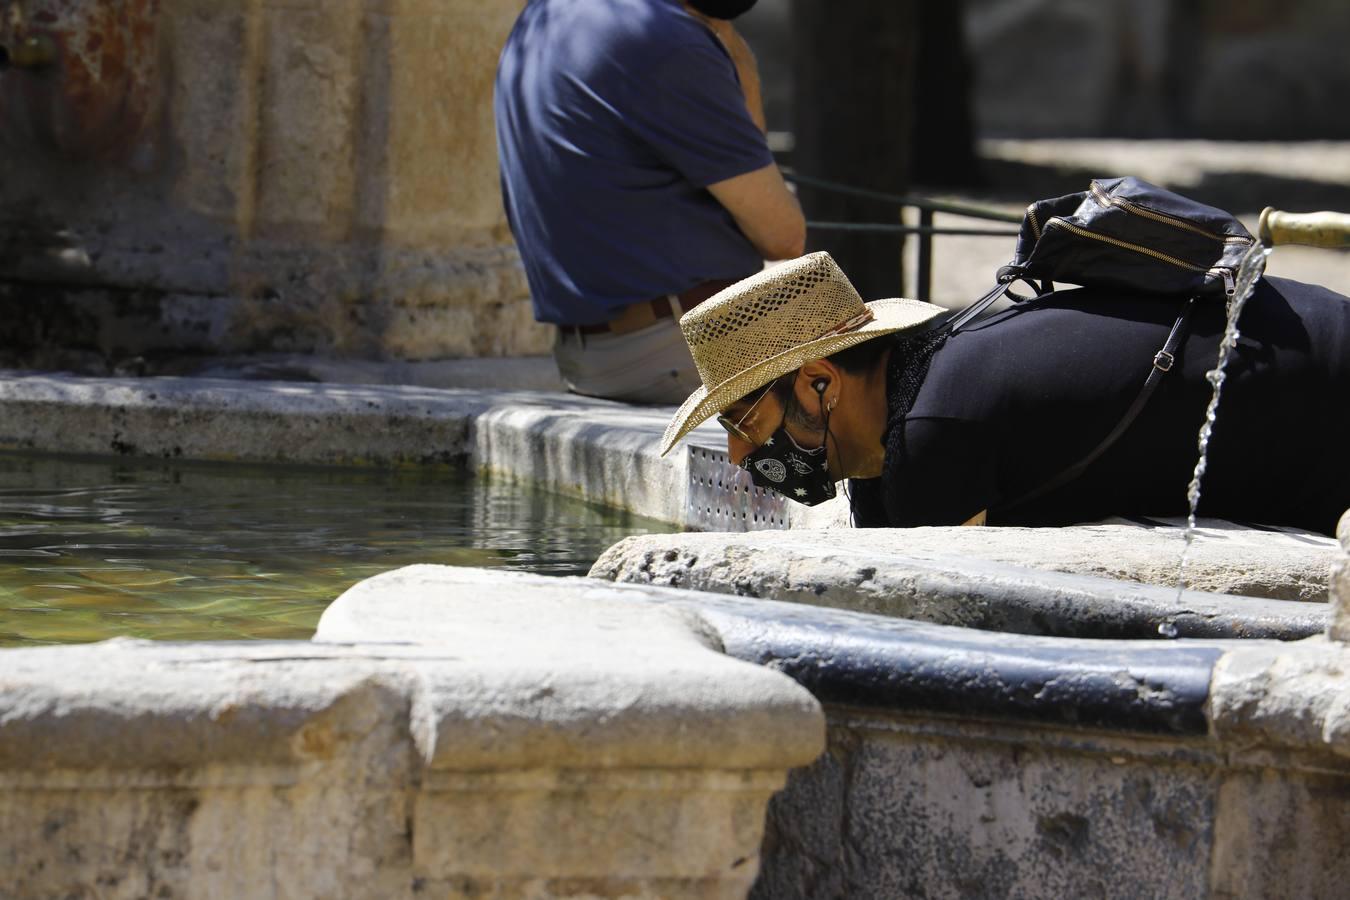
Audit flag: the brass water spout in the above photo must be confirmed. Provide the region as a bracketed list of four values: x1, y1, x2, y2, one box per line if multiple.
[1259, 207, 1350, 250]
[0, 34, 57, 70]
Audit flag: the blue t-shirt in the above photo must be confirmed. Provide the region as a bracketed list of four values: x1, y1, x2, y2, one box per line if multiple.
[495, 0, 775, 325]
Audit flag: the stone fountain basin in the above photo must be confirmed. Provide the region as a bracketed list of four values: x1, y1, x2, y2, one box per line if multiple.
[591, 524, 1336, 640]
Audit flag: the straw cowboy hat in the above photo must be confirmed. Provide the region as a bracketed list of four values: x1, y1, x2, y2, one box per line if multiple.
[659, 251, 947, 455]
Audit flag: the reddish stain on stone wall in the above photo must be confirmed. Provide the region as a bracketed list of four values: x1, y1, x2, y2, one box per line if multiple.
[0, 0, 163, 161]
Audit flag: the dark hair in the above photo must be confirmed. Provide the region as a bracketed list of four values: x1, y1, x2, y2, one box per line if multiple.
[761, 335, 895, 429]
[826, 335, 894, 374]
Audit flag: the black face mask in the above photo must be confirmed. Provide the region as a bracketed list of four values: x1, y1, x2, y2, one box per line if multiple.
[739, 406, 836, 506]
[687, 0, 759, 20]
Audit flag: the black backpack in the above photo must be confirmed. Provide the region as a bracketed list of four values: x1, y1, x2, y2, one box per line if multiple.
[946, 177, 1257, 513]
[949, 176, 1255, 331]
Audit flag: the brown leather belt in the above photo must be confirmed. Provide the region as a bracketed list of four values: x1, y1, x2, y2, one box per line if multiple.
[571, 279, 737, 336]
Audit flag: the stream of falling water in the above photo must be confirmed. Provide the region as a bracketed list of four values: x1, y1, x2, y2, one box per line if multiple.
[1172, 242, 1273, 615]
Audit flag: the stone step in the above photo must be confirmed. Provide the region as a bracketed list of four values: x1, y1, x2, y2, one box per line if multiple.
[591, 525, 1337, 638]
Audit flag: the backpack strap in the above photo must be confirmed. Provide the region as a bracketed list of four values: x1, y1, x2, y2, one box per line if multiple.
[946, 268, 1050, 335]
[945, 282, 1013, 335]
[995, 295, 1199, 515]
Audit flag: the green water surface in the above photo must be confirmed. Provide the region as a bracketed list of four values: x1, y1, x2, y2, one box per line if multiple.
[0, 452, 677, 646]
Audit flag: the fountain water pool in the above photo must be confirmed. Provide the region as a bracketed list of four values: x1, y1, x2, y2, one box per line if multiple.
[0, 450, 676, 645]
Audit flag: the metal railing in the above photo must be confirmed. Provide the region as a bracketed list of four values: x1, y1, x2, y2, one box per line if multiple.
[784, 171, 1022, 302]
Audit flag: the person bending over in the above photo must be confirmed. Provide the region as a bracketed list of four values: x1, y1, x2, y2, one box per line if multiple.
[659, 252, 1350, 536]
[495, 0, 804, 404]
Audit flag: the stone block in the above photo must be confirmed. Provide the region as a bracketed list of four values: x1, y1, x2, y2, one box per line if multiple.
[376, 0, 526, 246]
[591, 526, 1334, 639]
[6, 559, 1350, 897]
[167, 0, 258, 223]
[471, 398, 691, 526]
[1203, 638, 1350, 898]
[755, 719, 1216, 900]
[1208, 768, 1350, 900]
[0, 642, 417, 898]
[0, 373, 690, 519]
[594, 523, 1339, 603]
[0, 566, 825, 898]
[0, 371, 488, 467]
[1331, 508, 1350, 642]
[1210, 640, 1350, 762]
[164, 0, 523, 244]
[317, 567, 825, 771]
[253, 0, 363, 238]
[414, 770, 782, 893]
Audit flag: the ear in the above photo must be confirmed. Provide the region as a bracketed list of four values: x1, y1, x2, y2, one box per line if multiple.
[794, 359, 842, 410]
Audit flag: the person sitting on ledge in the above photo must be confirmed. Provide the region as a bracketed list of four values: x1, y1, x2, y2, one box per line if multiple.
[658, 252, 1350, 536]
[494, 0, 804, 404]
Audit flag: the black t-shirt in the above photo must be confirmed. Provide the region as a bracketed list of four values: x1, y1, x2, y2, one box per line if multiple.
[850, 276, 1350, 535]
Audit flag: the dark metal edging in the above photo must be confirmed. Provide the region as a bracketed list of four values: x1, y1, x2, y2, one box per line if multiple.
[680, 594, 1224, 737]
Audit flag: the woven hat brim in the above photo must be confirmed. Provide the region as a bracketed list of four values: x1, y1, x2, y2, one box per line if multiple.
[658, 297, 946, 456]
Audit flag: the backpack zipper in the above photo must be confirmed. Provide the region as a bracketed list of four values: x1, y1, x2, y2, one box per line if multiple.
[1090, 181, 1252, 246]
[1045, 218, 1237, 295]
[1026, 203, 1042, 241]
[1044, 217, 1207, 272]
[1208, 266, 1236, 296]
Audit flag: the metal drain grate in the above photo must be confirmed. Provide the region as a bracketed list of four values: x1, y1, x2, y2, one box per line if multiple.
[685, 442, 788, 532]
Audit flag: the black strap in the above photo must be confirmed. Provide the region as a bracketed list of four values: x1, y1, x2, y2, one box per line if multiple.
[946, 273, 1049, 335]
[946, 281, 1014, 334]
[995, 295, 1199, 515]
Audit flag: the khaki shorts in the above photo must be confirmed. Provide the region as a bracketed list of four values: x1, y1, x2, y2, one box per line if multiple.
[552, 316, 701, 405]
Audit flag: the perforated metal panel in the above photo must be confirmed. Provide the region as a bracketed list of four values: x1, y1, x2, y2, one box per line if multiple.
[685, 442, 788, 532]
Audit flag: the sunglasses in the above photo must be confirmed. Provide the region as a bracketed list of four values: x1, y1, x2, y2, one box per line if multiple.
[716, 378, 780, 444]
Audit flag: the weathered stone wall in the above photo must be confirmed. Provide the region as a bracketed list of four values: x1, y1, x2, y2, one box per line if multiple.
[757, 687, 1350, 900]
[757, 715, 1220, 899]
[0, 0, 550, 370]
[966, 0, 1350, 139]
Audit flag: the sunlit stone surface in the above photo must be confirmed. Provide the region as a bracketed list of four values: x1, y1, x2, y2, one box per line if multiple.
[1330, 509, 1350, 642]
[593, 526, 1336, 638]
